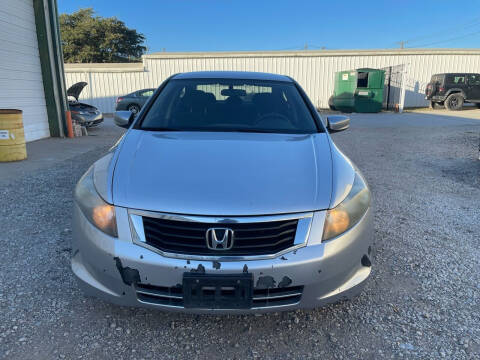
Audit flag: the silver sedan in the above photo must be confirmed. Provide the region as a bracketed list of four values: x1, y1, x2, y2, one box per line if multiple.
[72, 71, 373, 313]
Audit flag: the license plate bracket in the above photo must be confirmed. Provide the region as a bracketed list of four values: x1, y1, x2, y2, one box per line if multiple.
[183, 273, 253, 309]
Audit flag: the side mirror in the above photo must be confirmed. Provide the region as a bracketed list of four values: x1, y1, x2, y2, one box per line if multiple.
[326, 115, 350, 132]
[114, 111, 134, 129]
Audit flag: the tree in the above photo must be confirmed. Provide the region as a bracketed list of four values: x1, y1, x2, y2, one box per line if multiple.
[60, 8, 146, 63]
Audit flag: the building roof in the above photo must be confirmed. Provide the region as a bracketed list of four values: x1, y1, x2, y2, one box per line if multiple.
[144, 48, 480, 60]
[172, 71, 292, 82]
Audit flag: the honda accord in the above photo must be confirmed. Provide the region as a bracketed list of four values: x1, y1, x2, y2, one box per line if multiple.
[72, 71, 373, 313]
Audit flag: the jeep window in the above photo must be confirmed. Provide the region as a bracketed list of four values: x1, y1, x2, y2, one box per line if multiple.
[357, 72, 369, 88]
[431, 75, 444, 84]
[446, 75, 465, 84]
[139, 79, 319, 133]
[467, 74, 480, 86]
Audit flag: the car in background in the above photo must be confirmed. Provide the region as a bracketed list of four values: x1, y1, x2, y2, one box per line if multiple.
[67, 82, 103, 127]
[72, 71, 373, 314]
[425, 73, 480, 110]
[115, 88, 155, 115]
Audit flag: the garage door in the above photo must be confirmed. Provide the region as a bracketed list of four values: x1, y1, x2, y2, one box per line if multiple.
[0, 0, 50, 142]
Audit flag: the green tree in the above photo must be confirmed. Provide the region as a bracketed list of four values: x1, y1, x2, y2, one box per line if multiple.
[60, 8, 146, 63]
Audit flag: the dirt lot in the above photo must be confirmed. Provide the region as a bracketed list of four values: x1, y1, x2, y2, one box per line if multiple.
[1, 110, 479, 359]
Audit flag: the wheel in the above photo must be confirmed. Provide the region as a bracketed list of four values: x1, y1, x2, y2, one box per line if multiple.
[430, 101, 444, 109]
[444, 93, 464, 111]
[127, 104, 141, 115]
[475, 103, 480, 109]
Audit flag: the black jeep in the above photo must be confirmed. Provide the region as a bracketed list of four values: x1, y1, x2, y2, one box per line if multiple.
[425, 73, 480, 110]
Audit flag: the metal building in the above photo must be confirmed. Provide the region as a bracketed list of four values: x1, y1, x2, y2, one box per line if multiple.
[64, 49, 480, 113]
[0, 0, 68, 142]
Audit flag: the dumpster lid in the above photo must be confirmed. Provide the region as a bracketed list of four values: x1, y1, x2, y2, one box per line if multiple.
[357, 68, 385, 73]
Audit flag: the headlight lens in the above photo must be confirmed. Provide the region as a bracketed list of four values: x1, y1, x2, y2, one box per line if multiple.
[322, 172, 370, 241]
[74, 166, 118, 237]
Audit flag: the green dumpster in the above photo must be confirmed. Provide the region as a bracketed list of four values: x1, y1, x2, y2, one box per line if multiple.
[329, 68, 385, 113]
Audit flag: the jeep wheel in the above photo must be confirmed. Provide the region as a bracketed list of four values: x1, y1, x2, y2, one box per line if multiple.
[445, 94, 464, 111]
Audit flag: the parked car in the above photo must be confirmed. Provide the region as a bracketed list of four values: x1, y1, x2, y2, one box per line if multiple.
[67, 82, 103, 127]
[72, 71, 373, 313]
[425, 73, 480, 110]
[115, 88, 155, 115]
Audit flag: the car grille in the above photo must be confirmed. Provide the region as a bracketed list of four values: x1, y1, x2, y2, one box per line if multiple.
[135, 283, 303, 309]
[142, 217, 299, 256]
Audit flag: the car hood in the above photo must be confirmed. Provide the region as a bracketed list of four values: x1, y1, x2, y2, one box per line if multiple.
[69, 102, 97, 111]
[112, 130, 333, 216]
[67, 82, 88, 101]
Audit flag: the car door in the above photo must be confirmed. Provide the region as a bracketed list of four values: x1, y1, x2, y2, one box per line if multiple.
[446, 74, 466, 94]
[466, 74, 480, 101]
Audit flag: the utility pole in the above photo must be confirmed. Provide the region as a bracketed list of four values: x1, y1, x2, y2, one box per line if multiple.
[396, 40, 407, 49]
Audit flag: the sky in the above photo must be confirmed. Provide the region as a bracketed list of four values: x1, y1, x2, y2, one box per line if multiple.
[58, 0, 480, 53]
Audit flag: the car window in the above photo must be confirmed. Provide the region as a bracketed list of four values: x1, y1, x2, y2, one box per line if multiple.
[467, 74, 480, 86]
[139, 79, 318, 133]
[140, 89, 154, 97]
[446, 75, 465, 84]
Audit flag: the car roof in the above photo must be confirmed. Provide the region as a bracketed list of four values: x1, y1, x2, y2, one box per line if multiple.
[172, 71, 292, 82]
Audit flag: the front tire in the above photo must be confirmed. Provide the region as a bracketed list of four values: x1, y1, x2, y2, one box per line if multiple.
[444, 94, 464, 111]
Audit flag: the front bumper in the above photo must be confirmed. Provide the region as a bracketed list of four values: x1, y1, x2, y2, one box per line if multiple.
[72, 113, 104, 127]
[71, 205, 374, 314]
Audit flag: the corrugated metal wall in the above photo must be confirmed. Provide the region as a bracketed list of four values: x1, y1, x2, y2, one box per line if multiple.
[0, 0, 50, 141]
[64, 50, 480, 113]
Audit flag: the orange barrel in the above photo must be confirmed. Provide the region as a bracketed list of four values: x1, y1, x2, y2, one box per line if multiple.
[0, 109, 27, 162]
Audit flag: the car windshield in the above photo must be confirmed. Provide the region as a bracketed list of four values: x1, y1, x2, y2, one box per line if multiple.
[139, 79, 318, 133]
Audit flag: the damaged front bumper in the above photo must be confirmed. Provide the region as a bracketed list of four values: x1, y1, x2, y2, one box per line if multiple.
[72, 112, 104, 127]
[71, 204, 373, 314]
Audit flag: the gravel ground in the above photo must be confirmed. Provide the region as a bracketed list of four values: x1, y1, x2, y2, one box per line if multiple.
[0, 112, 479, 359]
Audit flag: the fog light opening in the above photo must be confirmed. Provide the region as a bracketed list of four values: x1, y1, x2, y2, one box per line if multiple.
[361, 254, 371, 267]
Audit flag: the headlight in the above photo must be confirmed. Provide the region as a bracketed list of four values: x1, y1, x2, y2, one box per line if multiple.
[74, 166, 118, 237]
[322, 172, 370, 241]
